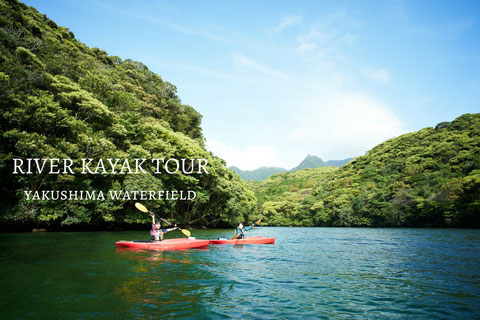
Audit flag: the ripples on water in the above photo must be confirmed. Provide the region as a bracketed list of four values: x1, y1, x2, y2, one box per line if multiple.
[0, 228, 479, 319]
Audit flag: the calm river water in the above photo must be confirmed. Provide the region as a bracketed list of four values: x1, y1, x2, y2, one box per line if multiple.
[0, 227, 479, 319]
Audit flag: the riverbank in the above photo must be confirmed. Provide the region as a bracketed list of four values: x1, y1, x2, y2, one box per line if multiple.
[1, 221, 479, 233]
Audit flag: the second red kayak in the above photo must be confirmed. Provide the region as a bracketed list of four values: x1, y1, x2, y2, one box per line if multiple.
[116, 238, 209, 250]
[209, 236, 275, 245]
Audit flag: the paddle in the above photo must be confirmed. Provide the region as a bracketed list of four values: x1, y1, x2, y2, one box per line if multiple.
[232, 219, 261, 240]
[135, 202, 191, 237]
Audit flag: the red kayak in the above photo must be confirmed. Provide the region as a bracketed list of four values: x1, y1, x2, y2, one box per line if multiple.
[116, 238, 209, 250]
[209, 236, 275, 245]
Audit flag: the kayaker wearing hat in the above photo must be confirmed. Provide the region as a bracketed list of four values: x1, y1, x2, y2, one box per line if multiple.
[234, 222, 252, 239]
[151, 213, 177, 241]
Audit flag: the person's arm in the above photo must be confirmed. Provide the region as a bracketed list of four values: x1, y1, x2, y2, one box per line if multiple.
[151, 214, 155, 224]
[244, 225, 253, 232]
[151, 222, 156, 236]
[163, 227, 178, 233]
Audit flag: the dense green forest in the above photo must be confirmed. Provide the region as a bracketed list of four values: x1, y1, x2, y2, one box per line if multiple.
[249, 167, 337, 225]
[251, 114, 480, 227]
[0, 0, 256, 230]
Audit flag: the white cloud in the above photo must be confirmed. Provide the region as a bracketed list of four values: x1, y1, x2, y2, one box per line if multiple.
[206, 91, 405, 169]
[288, 91, 405, 160]
[267, 14, 302, 34]
[362, 68, 391, 83]
[206, 140, 284, 170]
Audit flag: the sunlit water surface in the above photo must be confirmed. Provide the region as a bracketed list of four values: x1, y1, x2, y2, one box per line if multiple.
[1, 227, 479, 319]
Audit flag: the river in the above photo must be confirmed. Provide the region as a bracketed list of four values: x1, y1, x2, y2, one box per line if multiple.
[1, 227, 479, 319]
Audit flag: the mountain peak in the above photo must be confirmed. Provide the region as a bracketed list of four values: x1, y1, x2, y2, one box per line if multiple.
[290, 155, 326, 172]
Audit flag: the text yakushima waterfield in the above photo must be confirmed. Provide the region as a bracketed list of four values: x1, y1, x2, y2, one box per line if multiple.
[24, 190, 197, 201]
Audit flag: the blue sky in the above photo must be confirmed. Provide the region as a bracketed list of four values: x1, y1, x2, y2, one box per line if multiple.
[24, 0, 480, 170]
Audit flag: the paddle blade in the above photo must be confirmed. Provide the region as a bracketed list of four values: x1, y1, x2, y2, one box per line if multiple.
[135, 202, 149, 213]
[181, 229, 191, 237]
[255, 219, 262, 225]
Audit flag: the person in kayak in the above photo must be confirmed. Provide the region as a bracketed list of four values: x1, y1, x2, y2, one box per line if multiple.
[234, 223, 253, 239]
[151, 213, 177, 241]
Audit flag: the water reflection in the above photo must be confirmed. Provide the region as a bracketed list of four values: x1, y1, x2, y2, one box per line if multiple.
[115, 247, 210, 263]
[114, 248, 217, 318]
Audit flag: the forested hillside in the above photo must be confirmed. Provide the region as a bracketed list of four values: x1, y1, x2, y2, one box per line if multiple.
[249, 167, 337, 225]
[251, 114, 480, 227]
[0, 0, 256, 230]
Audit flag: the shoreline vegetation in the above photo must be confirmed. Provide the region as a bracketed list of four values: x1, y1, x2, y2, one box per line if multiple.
[1, 0, 479, 232]
[5, 224, 480, 233]
[0, 0, 256, 230]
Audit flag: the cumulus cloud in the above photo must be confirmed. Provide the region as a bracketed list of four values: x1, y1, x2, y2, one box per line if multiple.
[197, 10, 402, 169]
[362, 68, 391, 83]
[267, 14, 302, 34]
[288, 91, 405, 160]
[207, 91, 405, 169]
[206, 140, 284, 170]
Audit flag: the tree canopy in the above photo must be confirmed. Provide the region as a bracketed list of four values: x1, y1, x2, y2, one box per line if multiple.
[0, 0, 256, 230]
[251, 114, 480, 227]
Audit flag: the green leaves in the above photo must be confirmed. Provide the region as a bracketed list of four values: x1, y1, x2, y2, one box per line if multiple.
[15, 46, 45, 70]
[252, 114, 480, 228]
[0, 0, 257, 230]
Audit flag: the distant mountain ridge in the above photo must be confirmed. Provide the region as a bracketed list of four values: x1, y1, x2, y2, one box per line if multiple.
[326, 158, 354, 167]
[229, 166, 287, 181]
[230, 155, 354, 181]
